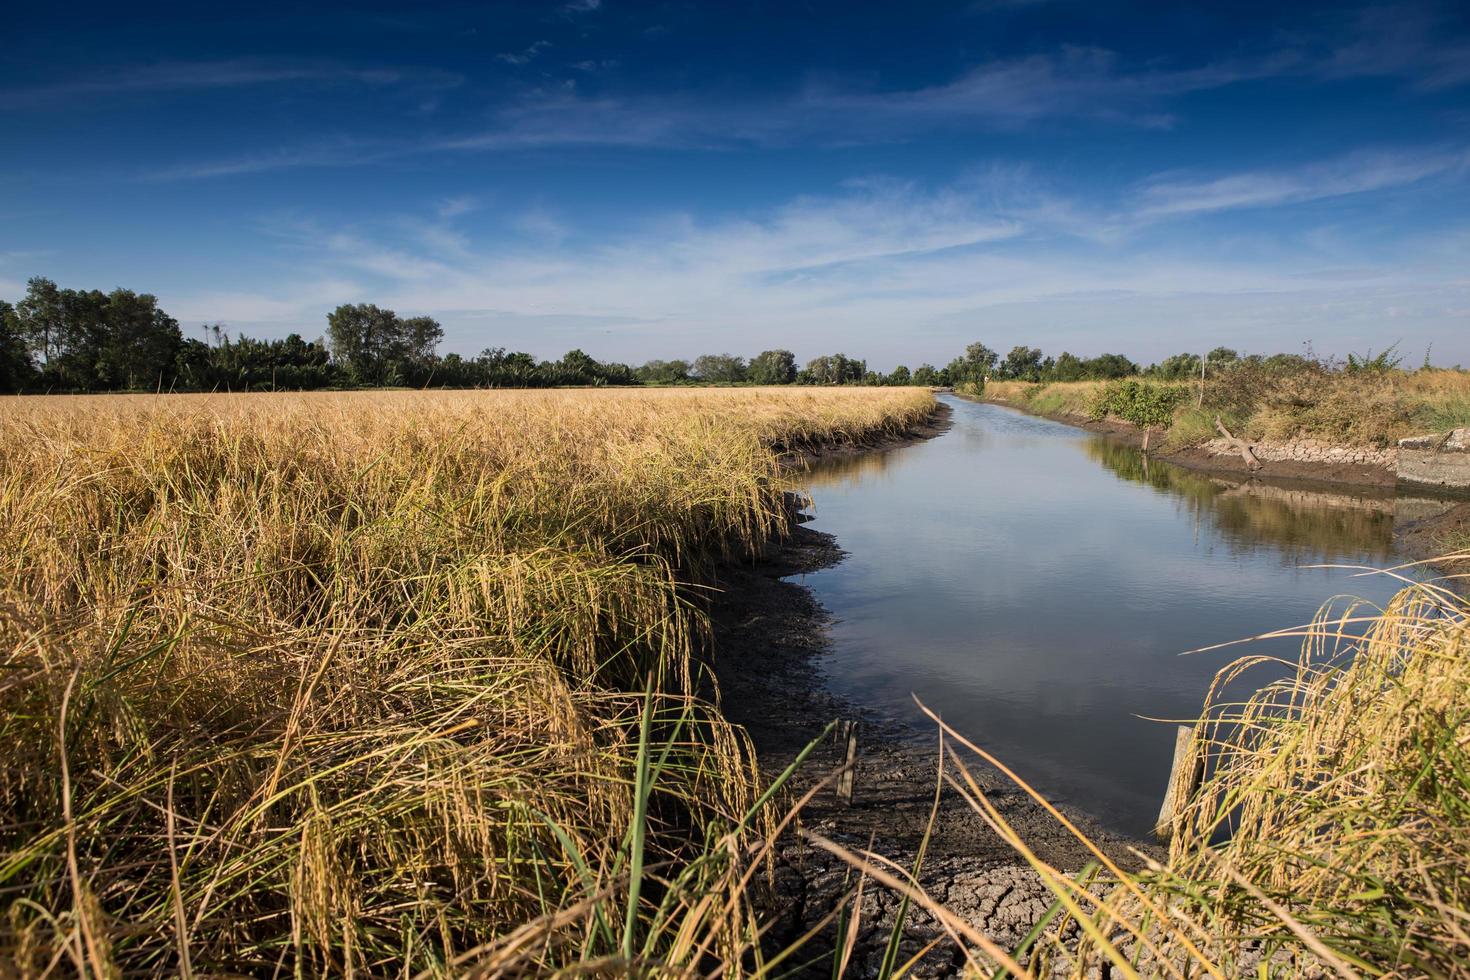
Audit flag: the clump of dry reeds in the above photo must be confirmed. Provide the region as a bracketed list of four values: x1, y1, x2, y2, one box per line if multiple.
[0, 386, 934, 976]
[985, 367, 1470, 449]
[814, 567, 1470, 978]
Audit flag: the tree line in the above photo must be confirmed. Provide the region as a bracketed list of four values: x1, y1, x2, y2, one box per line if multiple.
[0, 276, 1286, 395]
[0, 278, 643, 393]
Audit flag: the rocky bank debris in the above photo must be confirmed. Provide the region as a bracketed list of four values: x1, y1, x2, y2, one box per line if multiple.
[1202, 436, 1396, 470]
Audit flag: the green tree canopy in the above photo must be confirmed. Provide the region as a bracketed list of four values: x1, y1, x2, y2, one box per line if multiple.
[998, 345, 1044, 381]
[327, 303, 444, 385]
[947, 342, 998, 384]
[692, 353, 747, 383]
[0, 300, 36, 392]
[748, 349, 797, 384]
[635, 359, 692, 384]
[800, 353, 865, 385]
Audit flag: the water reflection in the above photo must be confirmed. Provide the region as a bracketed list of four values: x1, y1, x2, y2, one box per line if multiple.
[795, 396, 1433, 834]
[1083, 438, 1397, 564]
[796, 443, 900, 483]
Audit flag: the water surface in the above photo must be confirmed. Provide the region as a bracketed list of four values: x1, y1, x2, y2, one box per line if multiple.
[796, 396, 1432, 835]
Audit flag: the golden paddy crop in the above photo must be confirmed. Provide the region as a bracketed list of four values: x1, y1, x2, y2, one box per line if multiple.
[0, 386, 935, 977]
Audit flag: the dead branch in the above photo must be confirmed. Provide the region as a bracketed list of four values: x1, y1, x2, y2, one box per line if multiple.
[1214, 417, 1262, 470]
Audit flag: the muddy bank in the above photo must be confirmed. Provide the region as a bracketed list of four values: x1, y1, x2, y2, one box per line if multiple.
[975, 395, 1470, 596]
[974, 395, 1470, 590]
[704, 402, 1153, 975]
[978, 395, 1398, 491]
[1396, 500, 1470, 591]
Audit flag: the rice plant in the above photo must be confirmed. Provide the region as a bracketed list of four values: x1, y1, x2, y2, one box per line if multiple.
[0, 386, 935, 977]
[814, 568, 1470, 978]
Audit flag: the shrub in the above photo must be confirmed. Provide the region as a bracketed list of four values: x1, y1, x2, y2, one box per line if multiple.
[1089, 380, 1187, 429]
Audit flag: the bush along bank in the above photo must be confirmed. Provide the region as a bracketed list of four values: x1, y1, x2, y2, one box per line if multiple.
[980, 363, 1470, 491]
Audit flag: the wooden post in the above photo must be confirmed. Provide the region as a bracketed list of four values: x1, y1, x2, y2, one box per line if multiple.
[1213, 417, 1262, 471]
[1154, 724, 1202, 843]
[836, 720, 859, 806]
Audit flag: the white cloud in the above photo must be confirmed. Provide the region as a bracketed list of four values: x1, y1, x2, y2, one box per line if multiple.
[436, 196, 480, 220]
[157, 167, 1470, 365]
[1134, 148, 1467, 218]
[142, 138, 381, 181]
[165, 279, 362, 327]
[496, 41, 552, 66]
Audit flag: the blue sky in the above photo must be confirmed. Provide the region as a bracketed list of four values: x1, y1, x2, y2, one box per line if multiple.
[3, 1, 1468, 368]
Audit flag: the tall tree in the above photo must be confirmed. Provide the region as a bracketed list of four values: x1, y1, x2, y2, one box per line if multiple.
[999, 345, 1043, 381]
[97, 288, 182, 390]
[558, 348, 601, 383]
[0, 300, 36, 392]
[326, 304, 442, 385]
[14, 277, 65, 364]
[401, 316, 445, 365]
[800, 353, 864, 384]
[1083, 352, 1137, 379]
[947, 342, 998, 385]
[636, 359, 692, 384]
[692, 353, 747, 383]
[911, 364, 939, 386]
[748, 349, 797, 384]
[1051, 351, 1086, 381]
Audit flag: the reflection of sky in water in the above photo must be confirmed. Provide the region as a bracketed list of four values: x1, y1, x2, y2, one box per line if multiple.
[794, 396, 1426, 835]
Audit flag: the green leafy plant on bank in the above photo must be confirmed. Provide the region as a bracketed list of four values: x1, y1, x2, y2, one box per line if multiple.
[1088, 380, 1188, 430]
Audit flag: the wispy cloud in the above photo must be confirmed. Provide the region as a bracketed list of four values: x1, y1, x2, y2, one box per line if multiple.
[159, 165, 1469, 365]
[1133, 148, 1468, 218]
[1315, 4, 1470, 90]
[141, 138, 385, 181]
[1, 58, 462, 109]
[798, 47, 1297, 132]
[122, 10, 1470, 183]
[436, 196, 480, 220]
[435, 47, 1293, 154]
[496, 41, 552, 66]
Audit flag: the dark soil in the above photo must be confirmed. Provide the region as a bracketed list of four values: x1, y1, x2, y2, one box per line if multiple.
[700, 402, 1154, 976]
[1394, 500, 1470, 592]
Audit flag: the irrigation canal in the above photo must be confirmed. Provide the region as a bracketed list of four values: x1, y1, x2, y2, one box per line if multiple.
[795, 394, 1442, 835]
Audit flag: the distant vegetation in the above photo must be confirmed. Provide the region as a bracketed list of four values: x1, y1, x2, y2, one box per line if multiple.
[15, 276, 1450, 397]
[986, 344, 1470, 447]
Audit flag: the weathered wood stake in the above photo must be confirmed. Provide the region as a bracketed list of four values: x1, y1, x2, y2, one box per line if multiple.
[836, 719, 860, 805]
[1213, 417, 1262, 471]
[1155, 724, 1202, 842]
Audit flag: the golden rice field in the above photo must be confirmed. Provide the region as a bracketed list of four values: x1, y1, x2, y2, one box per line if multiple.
[6, 384, 1467, 979]
[0, 386, 935, 977]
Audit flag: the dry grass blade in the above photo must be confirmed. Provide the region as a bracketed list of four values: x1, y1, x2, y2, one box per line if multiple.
[0, 387, 935, 977]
